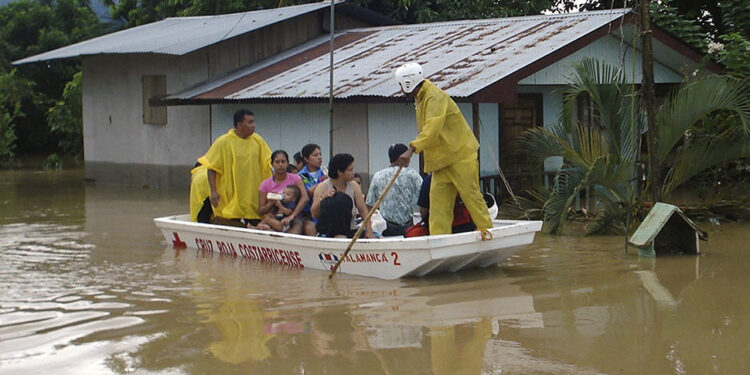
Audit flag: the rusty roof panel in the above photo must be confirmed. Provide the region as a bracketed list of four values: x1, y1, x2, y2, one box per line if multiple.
[167, 9, 631, 101]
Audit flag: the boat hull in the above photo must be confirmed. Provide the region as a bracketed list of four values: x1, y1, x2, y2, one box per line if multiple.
[154, 215, 542, 279]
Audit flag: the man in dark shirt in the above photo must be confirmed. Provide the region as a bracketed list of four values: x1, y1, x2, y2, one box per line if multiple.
[417, 174, 476, 234]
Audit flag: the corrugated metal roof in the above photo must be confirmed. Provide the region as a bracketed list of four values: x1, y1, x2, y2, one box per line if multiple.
[166, 8, 632, 101]
[13, 1, 342, 64]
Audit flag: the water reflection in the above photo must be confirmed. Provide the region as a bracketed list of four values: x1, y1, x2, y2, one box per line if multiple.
[1, 169, 749, 374]
[156, 249, 544, 374]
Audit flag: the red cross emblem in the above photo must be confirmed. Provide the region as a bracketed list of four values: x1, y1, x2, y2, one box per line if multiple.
[172, 232, 187, 248]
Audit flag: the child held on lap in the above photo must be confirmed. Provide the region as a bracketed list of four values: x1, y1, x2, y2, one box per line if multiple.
[258, 185, 302, 232]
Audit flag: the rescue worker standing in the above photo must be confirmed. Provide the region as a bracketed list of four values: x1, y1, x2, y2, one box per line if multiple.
[394, 62, 493, 238]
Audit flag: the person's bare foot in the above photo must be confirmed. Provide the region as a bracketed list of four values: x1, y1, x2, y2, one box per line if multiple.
[257, 223, 272, 231]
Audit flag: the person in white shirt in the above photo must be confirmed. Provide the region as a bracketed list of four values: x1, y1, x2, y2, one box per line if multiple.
[366, 143, 423, 236]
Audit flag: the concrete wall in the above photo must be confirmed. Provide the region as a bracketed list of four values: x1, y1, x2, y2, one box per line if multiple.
[82, 53, 210, 188]
[332, 103, 369, 179]
[366, 103, 418, 177]
[210, 103, 331, 162]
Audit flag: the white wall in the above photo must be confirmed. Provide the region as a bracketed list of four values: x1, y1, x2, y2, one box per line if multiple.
[519, 34, 684, 85]
[82, 53, 210, 167]
[366, 103, 419, 175]
[331, 103, 370, 176]
[477, 103, 500, 177]
[210, 103, 331, 163]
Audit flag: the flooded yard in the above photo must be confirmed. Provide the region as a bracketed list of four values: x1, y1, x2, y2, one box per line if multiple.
[1, 169, 748, 374]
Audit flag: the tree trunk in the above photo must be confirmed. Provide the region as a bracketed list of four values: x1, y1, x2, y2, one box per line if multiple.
[638, 0, 661, 202]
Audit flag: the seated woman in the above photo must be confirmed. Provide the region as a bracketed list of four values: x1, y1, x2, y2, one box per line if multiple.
[298, 143, 328, 236]
[311, 153, 374, 238]
[255, 150, 308, 233]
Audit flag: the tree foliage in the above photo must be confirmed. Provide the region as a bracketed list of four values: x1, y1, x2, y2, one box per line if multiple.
[519, 58, 643, 234]
[520, 58, 750, 234]
[103, 0, 565, 26]
[0, 0, 103, 163]
[47, 71, 83, 157]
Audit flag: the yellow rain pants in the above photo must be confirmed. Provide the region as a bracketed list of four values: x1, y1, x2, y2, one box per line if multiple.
[198, 129, 272, 220]
[429, 153, 492, 235]
[430, 319, 492, 375]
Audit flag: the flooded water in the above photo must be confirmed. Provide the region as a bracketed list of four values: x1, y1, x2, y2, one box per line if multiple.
[1, 169, 748, 374]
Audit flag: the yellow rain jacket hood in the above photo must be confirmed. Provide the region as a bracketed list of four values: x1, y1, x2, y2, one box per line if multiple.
[410, 79, 479, 172]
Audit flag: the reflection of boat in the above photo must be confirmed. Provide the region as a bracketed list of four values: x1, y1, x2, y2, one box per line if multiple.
[154, 214, 542, 279]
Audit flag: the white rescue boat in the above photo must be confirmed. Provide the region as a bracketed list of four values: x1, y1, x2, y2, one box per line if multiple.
[154, 214, 542, 279]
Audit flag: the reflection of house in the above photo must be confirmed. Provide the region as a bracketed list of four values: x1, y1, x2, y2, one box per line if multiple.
[15, 3, 717, 189]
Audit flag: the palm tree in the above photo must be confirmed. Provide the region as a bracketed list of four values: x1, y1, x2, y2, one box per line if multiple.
[520, 58, 750, 234]
[656, 75, 750, 196]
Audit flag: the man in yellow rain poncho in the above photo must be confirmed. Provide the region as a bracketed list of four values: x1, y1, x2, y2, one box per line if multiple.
[198, 109, 272, 227]
[394, 62, 492, 238]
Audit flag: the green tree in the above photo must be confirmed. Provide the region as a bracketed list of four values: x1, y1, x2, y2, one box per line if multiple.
[0, 0, 102, 161]
[656, 75, 750, 195]
[104, 0, 564, 27]
[519, 58, 643, 234]
[47, 71, 83, 158]
[520, 58, 750, 234]
[0, 70, 34, 163]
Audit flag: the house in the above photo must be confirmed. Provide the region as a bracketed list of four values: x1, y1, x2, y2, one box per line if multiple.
[15, 3, 717, 190]
[14, 1, 393, 187]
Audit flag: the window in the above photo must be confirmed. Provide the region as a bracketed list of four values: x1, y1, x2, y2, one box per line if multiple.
[142, 75, 167, 125]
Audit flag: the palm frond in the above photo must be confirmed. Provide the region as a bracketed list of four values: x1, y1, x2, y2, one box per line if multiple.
[657, 75, 750, 163]
[585, 199, 632, 235]
[523, 58, 643, 234]
[544, 168, 587, 233]
[663, 128, 750, 195]
[499, 186, 550, 220]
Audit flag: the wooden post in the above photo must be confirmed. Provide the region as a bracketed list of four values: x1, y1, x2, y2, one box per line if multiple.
[328, 0, 335, 159]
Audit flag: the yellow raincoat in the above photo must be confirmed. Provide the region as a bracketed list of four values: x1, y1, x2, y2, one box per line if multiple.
[430, 319, 492, 375]
[410, 79, 479, 173]
[198, 129, 272, 220]
[189, 164, 212, 222]
[410, 79, 492, 234]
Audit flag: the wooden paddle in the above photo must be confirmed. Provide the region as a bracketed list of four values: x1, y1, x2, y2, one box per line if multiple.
[328, 165, 404, 278]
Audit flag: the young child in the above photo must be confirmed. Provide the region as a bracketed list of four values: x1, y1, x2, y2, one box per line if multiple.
[258, 185, 303, 232]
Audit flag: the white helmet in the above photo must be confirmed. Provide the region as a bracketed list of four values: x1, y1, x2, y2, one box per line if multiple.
[394, 62, 424, 93]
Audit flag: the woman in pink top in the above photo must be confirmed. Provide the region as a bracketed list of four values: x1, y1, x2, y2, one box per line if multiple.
[255, 150, 309, 233]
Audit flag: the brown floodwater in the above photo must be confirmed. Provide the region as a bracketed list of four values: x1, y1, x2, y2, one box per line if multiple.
[1, 169, 748, 374]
